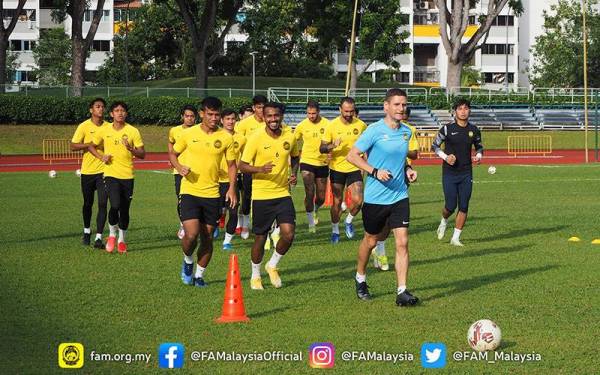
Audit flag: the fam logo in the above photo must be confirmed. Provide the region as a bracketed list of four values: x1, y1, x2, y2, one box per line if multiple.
[214, 140, 222, 149]
[352, 128, 359, 135]
[403, 134, 409, 141]
[283, 141, 291, 150]
[320, 128, 325, 134]
[233, 141, 239, 149]
[468, 131, 474, 138]
[58, 343, 84, 369]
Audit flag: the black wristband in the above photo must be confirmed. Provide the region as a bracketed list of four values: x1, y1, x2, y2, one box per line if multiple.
[371, 168, 378, 179]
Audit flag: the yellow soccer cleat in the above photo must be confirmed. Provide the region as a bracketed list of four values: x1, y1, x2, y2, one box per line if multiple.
[377, 255, 389, 271]
[250, 277, 264, 290]
[265, 264, 282, 288]
[264, 237, 271, 251]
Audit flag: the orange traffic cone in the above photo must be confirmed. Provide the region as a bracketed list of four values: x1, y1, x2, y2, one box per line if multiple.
[216, 254, 250, 323]
[345, 187, 353, 208]
[323, 181, 333, 207]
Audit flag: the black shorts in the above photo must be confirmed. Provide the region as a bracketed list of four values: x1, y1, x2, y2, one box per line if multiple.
[179, 194, 220, 224]
[362, 198, 410, 235]
[81, 172, 104, 195]
[330, 169, 362, 187]
[252, 196, 296, 235]
[174, 174, 182, 196]
[300, 163, 329, 178]
[104, 177, 134, 205]
[219, 182, 239, 209]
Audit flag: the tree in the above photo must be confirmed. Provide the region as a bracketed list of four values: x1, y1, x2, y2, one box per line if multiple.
[529, 0, 600, 87]
[0, 0, 27, 91]
[169, 0, 244, 89]
[436, 0, 523, 91]
[52, 0, 106, 96]
[32, 28, 72, 85]
[461, 64, 481, 87]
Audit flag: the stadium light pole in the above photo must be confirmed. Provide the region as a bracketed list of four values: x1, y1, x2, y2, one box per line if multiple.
[250, 51, 257, 96]
[582, 0, 589, 163]
[344, 0, 360, 96]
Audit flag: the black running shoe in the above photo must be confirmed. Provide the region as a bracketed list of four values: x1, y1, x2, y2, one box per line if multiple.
[82, 233, 91, 246]
[355, 280, 372, 301]
[396, 290, 419, 306]
[93, 238, 104, 249]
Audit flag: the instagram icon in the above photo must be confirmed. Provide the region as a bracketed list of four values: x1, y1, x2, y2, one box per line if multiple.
[308, 342, 335, 368]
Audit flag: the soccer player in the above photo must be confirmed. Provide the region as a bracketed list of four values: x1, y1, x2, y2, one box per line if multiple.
[346, 88, 419, 306]
[372, 107, 418, 271]
[432, 98, 483, 246]
[70, 97, 110, 248]
[219, 108, 246, 250]
[88, 101, 145, 253]
[168, 105, 198, 240]
[236, 95, 267, 239]
[169, 97, 237, 287]
[320, 97, 367, 243]
[239, 102, 299, 290]
[239, 105, 254, 120]
[294, 100, 329, 233]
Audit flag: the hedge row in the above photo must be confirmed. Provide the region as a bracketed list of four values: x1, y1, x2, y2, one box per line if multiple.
[0, 96, 251, 125]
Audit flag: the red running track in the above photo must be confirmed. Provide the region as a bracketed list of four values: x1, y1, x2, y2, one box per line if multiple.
[0, 150, 597, 173]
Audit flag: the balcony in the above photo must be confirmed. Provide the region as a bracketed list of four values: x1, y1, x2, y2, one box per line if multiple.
[413, 66, 440, 86]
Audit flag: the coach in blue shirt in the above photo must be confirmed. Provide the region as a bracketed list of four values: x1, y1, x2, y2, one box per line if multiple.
[346, 88, 419, 307]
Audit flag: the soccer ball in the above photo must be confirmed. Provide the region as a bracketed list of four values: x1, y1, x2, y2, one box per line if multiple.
[48, 170, 57, 178]
[75, 169, 82, 177]
[487, 166, 496, 175]
[468, 319, 501, 351]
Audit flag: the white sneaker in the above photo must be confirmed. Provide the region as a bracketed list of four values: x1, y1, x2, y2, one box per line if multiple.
[241, 227, 249, 240]
[437, 222, 447, 240]
[450, 238, 464, 247]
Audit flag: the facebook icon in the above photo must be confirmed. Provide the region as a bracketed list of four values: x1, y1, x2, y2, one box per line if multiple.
[158, 343, 184, 369]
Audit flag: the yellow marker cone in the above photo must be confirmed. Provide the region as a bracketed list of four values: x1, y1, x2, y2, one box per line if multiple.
[591, 239, 600, 245]
[568, 237, 581, 242]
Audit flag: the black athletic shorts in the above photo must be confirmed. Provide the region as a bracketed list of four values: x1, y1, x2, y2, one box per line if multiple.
[81, 172, 104, 195]
[179, 194, 220, 224]
[329, 169, 362, 186]
[174, 174, 182, 196]
[219, 182, 240, 209]
[362, 198, 410, 235]
[252, 196, 296, 235]
[300, 163, 329, 178]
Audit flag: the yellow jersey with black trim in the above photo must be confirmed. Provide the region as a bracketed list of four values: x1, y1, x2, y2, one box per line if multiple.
[168, 124, 194, 174]
[241, 127, 300, 200]
[322, 116, 367, 173]
[294, 117, 329, 167]
[71, 119, 110, 175]
[218, 133, 246, 183]
[174, 127, 236, 198]
[92, 123, 143, 179]
[405, 122, 419, 166]
[235, 115, 265, 137]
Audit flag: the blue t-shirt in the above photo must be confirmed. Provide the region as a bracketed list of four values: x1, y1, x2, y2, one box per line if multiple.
[354, 119, 410, 205]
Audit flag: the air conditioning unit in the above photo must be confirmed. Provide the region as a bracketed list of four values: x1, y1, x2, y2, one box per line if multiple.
[419, 1, 429, 10]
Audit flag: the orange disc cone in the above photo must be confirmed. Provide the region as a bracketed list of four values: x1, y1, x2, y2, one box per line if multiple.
[345, 187, 353, 208]
[323, 181, 333, 207]
[216, 254, 250, 323]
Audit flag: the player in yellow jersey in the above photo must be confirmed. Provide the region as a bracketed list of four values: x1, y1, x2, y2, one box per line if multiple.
[371, 107, 419, 271]
[218, 108, 246, 251]
[169, 97, 238, 287]
[320, 97, 367, 243]
[71, 98, 110, 249]
[294, 100, 329, 233]
[239, 102, 300, 290]
[168, 105, 198, 240]
[235, 95, 267, 239]
[88, 101, 145, 254]
[233, 105, 254, 235]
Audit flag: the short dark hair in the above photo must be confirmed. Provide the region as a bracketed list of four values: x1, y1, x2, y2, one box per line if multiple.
[340, 96, 355, 107]
[252, 95, 268, 105]
[221, 108, 237, 118]
[306, 100, 320, 110]
[200, 96, 223, 111]
[110, 101, 128, 112]
[181, 104, 198, 117]
[405, 107, 411, 117]
[453, 98, 471, 111]
[385, 88, 408, 102]
[264, 101, 285, 114]
[89, 97, 106, 108]
[239, 105, 253, 115]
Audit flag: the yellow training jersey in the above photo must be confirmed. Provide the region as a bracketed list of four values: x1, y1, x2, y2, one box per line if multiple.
[241, 127, 300, 200]
[405, 122, 419, 166]
[71, 119, 110, 175]
[218, 133, 246, 183]
[168, 124, 194, 174]
[174, 127, 236, 198]
[235, 115, 265, 137]
[294, 117, 329, 167]
[92, 123, 144, 179]
[322, 116, 367, 173]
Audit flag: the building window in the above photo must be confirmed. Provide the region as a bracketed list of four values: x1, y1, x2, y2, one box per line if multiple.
[481, 44, 514, 55]
[9, 40, 36, 51]
[84, 10, 110, 22]
[2, 9, 36, 21]
[491, 15, 514, 26]
[91, 40, 111, 52]
[468, 15, 476, 25]
[400, 72, 410, 83]
[483, 72, 514, 84]
[15, 70, 35, 82]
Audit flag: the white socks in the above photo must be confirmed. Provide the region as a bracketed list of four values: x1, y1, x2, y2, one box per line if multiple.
[251, 262, 261, 279]
[355, 272, 366, 283]
[267, 251, 283, 269]
[452, 228, 462, 241]
[441, 217, 448, 226]
[184, 255, 194, 264]
[332, 222, 340, 234]
[195, 266, 205, 279]
[118, 229, 126, 243]
[397, 285, 406, 294]
[95, 233, 102, 241]
[307, 211, 315, 226]
[223, 233, 234, 244]
[83, 227, 91, 234]
[375, 241, 386, 256]
[345, 213, 354, 224]
[243, 215, 251, 227]
[109, 224, 118, 237]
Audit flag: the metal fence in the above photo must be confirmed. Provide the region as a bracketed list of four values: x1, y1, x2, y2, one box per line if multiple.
[430, 86, 600, 103]
[267, 87, 429, 103]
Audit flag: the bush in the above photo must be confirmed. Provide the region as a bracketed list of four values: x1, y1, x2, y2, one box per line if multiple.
[0, 96, 252, 125]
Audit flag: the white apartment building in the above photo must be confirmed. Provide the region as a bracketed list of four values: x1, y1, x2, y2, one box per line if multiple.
[4, 0, 114, 83]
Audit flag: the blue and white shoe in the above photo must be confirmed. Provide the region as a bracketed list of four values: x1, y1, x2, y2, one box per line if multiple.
[331, 232, 340, 244]
[213, 227, 220, 239]
[181, 260, 193, 285]
[194, 277, 207, 287]
[345, 222, 355, 239]
[223, 242, 233, 251]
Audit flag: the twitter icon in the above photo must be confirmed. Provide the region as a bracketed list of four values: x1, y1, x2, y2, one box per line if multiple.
[420, 343, 446, 368]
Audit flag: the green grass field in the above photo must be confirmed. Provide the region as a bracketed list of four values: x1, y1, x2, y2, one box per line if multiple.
[0, 125, 597, 155]
[2, 164, 600, 373]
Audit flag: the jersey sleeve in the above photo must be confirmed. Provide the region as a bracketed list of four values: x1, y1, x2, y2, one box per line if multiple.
[321, 123, 333, 143]
[240, 134, 257, 164]
[168, 127, 176, 144]
[92, 127, 104, 146]
[408, 127, 419, 152]
[290, 137, 300, 158]
[293, 122, 303, 141]
[132, 128, 144, 148]
[431, 125, 447, 153]
[225, 136, 237, 161]
[173, 132, 187, 154]
[71, 123, 86, 143]
[472, 126, 484, 154]
[353, 126, 375, 153]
